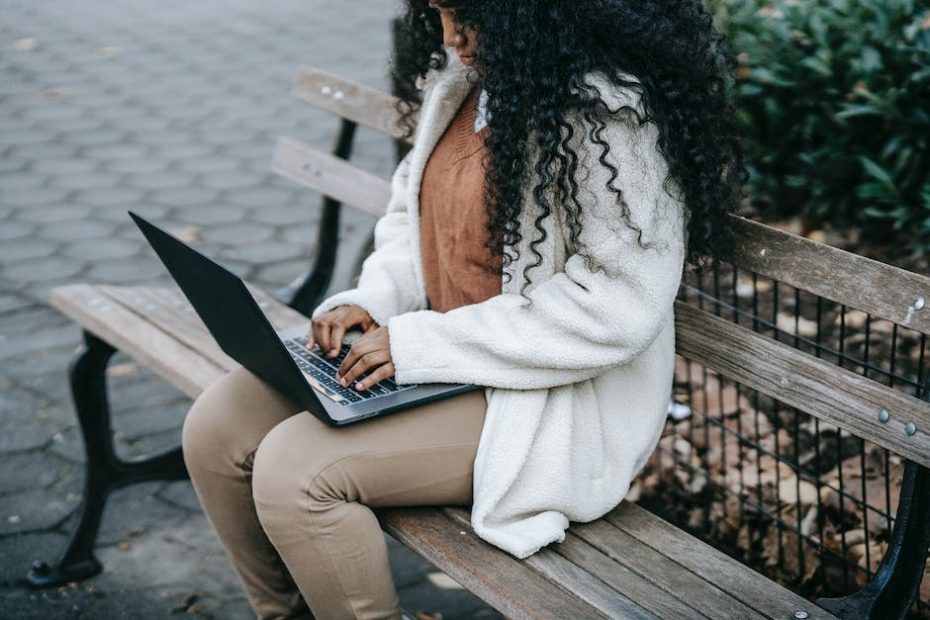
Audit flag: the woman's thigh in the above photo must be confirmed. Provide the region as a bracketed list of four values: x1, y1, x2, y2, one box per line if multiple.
[182, 365, 304, 474]
[252, 387, 488, 509]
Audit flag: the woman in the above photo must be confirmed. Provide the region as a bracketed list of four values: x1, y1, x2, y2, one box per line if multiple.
[182, 0, 747, 618]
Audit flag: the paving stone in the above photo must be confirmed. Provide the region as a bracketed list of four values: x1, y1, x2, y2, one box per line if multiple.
[0, 530, 69, 583]
[61, 128, 126, 147]
[93, 202, 172, 224]
[0, 157, 29, 173]
[254, 257, 309, 288]
[0, 219, 37, 242]
[9, 142, 80, 161]
[2, 255, 84, 284]
[0, 238, 60, 264]
[112, 392, 188, 438]
[0, 187, 70, 208]
[218, 239, 306, 265]
[148, 186, 220, 208]
[156, 480, 202, 513]
[108, 115, 171, 133]
[81, 143, 149, 161]
[38, 219, 118, 242]
[0, 291, 34, 315]
[50, 172, 121, 191]
[96, 484, 189, 546]
[177, 156, 239, 174]
[75, 186, 146, 209]
[223, 140, 279, 163]
[200, 220, 274, 245]
[39, 116, 104, 133]
[0, 451, 69, 495]
[103, 157, 170, 174]
[153, 143, 214, 161]
[84, 257, 166, 284]
[2, 129, 57, 146]
[22, 103, 85, 122]
[0, 487, 79, 535]
[0, 314, 78, 359]
[0, 172, 49, 191]
[30, 157, 99, 175]
[125, 170, 195, 191]
[128, 129, 191, 147]
[61, 237, 140, 261]
[279, 221, 320, 246]
[226, 186, 293, 209]
[201, 169, 268, 191]
[15, 203, 94, 224]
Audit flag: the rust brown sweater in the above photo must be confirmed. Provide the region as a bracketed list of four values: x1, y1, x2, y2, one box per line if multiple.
[419, 82, 502, 313]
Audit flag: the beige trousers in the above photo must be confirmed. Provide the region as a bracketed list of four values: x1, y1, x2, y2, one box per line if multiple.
[181, 365, 488, 620]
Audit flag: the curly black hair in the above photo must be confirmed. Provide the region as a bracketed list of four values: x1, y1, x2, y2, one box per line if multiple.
[390, 0, 748, 296]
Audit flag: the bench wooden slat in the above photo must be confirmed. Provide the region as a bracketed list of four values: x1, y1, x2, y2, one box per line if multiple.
[99, 285, 307, 377]
[378, 507, 613, 620]
[272, 136, 391, 219]
[292, 65, 412, 142]
[101, 286, 234, 371]
[728, 216, 930, 336]
[675, 300, 930, 468]
[604, 503, 838, 620]
[567, 518, 765, 619]
[442, 508, 690, 619]
[50, 284, 226, 398]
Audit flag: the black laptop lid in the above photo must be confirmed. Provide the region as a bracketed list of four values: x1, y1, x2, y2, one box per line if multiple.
[128, 211, 325, 418]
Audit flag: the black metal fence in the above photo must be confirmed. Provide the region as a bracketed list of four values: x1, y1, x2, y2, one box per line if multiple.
[640, 260, 929, 617]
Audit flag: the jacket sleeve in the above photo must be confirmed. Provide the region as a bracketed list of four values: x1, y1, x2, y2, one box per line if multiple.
[310, 148, 428, 326]
[386, 87, 689, 390]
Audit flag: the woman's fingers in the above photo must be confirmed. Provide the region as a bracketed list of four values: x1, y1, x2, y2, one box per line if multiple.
[336, 327, 394, 390]
[337, 348, 388, 388]
[327, 322, 347, 357]
[352, 362, 395, 392]
[310, 305, 363, 357]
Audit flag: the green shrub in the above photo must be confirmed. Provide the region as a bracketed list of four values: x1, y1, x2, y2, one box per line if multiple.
[710, 0, 930, 256]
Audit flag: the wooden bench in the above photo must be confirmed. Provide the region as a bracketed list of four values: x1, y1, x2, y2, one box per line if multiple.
[33, 61, 930, 619]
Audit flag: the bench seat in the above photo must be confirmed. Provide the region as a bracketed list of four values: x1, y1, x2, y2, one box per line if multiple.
[49, 283, 836, 620]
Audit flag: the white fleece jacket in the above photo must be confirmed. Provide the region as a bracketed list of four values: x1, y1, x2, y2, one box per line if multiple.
[310, 49, 689, 559]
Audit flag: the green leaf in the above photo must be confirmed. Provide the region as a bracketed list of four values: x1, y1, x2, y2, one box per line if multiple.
[858, 156, 898, 193]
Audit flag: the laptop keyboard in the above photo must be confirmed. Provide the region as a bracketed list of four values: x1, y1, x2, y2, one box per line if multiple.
[283, 338, 413, 404]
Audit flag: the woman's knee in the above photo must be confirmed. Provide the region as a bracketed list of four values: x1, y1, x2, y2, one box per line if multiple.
[251, 415, 336, 529]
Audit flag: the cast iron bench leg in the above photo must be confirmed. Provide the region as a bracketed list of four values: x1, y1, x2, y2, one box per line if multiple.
[27, 330, 189, 588]
[817, 383, 930, 619]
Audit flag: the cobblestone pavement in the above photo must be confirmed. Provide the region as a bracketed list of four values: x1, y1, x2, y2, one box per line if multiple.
[0, 1, 501, 617]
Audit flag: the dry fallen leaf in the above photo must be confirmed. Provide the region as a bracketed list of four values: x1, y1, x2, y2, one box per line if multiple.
[13, 37, 38, 51]
[96, 46, 120, 59]
[40, 87, 75, 101]
[168, 226, 203, 244]
[106, 362, 138, 377]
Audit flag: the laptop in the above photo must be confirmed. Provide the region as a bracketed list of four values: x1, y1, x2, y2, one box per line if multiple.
[128, 210, 483, 426]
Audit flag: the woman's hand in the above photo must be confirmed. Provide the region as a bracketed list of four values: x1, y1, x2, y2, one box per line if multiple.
[334, 326, 395, 392]
[309, 304, 379, 357]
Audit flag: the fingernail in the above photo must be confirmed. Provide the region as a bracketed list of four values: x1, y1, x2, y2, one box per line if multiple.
[355, 382, 364, 390]
[340, 377, 347, 386]
[330, 349, 337, 357]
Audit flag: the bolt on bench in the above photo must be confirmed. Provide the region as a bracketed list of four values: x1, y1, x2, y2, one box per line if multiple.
[36, 61, 930, 619]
